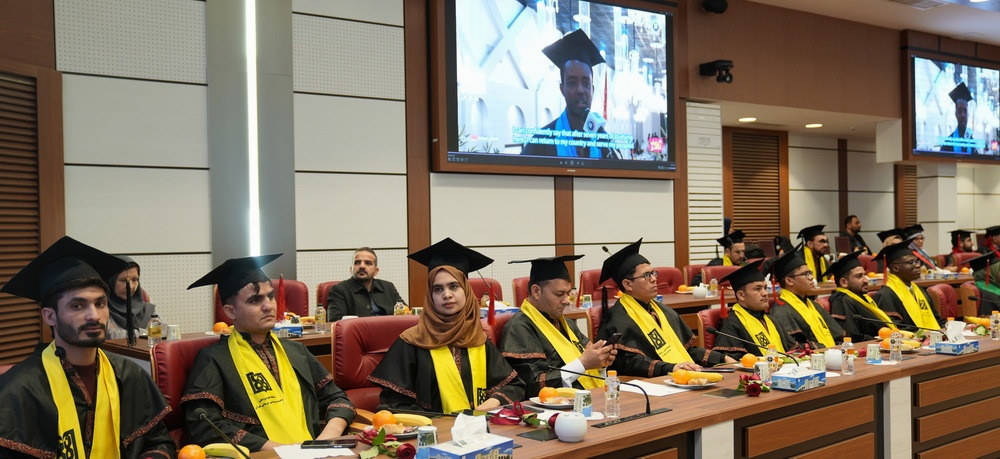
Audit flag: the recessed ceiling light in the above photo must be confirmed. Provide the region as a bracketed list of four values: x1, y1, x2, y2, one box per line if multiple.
[805, 123, 823, 129]
[738, 117, 757, 123]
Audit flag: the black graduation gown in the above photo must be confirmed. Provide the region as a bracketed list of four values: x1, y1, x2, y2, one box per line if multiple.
[769, 294, 846, 350]
[713, 306, 798, 360]
[498, 311, 592, 397]
[874, 284, 946, 328]
[0, 346, 175, 459]
[828, 290, 886, 342]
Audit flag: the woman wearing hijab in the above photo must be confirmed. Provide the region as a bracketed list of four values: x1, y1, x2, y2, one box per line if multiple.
[106, 256, 157, 341]
[368, 238, 525, 413]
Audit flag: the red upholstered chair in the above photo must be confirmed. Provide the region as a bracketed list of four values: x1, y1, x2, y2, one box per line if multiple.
[683, 264, 705, 286]
[834, 236, 852, 255]
[951, 252, 980, 269]
[927, 283, 958, 319]
[483, 313, 515, 346]
[579, 268, 619, 301]
[588, 305, 603, 343]
[755, 239, 776, 258]
[858, 254, 877, 274]
[316, 280, 340, 307]
[960, 281, 981, 318]
[214, 279, 310, 325]
[469, 278, 503, 301]
[696, 308, 724, 349]
[150, 335, 221, 446]
[814, 295, 831, 313]
[654, 266, 684, 294]
[332, 315, 420, 411]
[511, 277, 529, 308]
[701, 265, 740, 287]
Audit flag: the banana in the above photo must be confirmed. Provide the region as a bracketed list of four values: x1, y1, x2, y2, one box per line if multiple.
[555, 387, 578, 398]
[203, 443, 250, 458]
[685, 371, 724, 383]
[899, 330, 915, 339]
[902, 339, 922, 349]
[393, 413, 432, 427]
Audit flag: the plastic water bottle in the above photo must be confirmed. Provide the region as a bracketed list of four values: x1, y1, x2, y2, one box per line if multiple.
[888, 331, 903, 363]
[146, 314, 162, 347]
[604, 370, 620, 419]
[766, 344, 779, 372]
[841, 337, 855, 375]
[991, 311, 1000, 340]
[708, 278, 719, 297]
[315, 303, 327, 334]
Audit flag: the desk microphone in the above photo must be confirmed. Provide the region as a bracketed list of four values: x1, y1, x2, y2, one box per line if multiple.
[705, 327, 800, 366]
[850, 315, 946, 338]
[541, 364, 670, 427]
[969, 295, 1000, 306]
[194, 408, 252, 459]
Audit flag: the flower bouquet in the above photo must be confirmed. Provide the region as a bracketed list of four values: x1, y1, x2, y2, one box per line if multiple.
[736, 373, 771, 397]
[358, 427, 416, 459]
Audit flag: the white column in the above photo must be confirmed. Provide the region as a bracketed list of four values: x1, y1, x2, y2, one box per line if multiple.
[916, 163, 958, 255]
[695, 420, 734, 459]
[882, 376, 912, 458]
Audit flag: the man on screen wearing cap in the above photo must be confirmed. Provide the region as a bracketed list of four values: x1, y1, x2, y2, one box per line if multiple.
[769, 248, 845, 350]
[945, 229, 975, 268]
[181, 254, 355, 452]
[826, 252, 896, 342]
[499, 255, 616, 396]
[940, 82, 978, 154]
[0, 236, 175, 458]
[796, 224, 832, 282]
[712, 259, 797, 359]
[691, 230, 747, 286]
[979, 226, 1000, 255]
[596, 239, 734, 378]
[520, 29, 621, 159]
[873, 240, 946, 331]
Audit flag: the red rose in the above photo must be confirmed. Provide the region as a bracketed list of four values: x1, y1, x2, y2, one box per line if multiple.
[745, 383, 763, 397]
[395, 443, 416, 459]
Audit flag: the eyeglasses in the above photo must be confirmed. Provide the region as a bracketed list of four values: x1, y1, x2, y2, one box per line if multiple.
[816, 239, 829, 244]
[627, 270, 658, 282]
[789, 270, 814, 279]
[893, 258, 922, 267]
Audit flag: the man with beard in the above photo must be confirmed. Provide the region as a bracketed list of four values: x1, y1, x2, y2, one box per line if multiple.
[797, 224, 832, 282]
[940, 82, 979, 154]
[769, 246, 845, 350]
[326, 247, 405, 321]
[945, 229, 975, 268]
[713, 259, 797, 359]
[979, 226, 1000, 256]
[841, 215, 871, 255]
[827, 251, 895, 342]
[692, 230, 747, 286]
[0, 236, 175, 458]
[874, 239, 946, 330]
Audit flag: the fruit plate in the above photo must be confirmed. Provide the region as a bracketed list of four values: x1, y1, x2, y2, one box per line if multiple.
[730, 363, 755, 372]
[664, 380, 720, 390]
[364, 425, 418, 439]
[528, 397, 575, 409]
[675, 290, 693, 295]
[879, 347, 919, 354]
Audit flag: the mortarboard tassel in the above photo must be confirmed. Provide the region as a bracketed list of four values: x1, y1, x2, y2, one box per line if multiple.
[601, 286, 609, 326]
[125, 281, 136, 348]
[719, 283, 728, 319]
[883, 254, 889, 281]
[276, 274, 287, 320]
[487, 281, 496, 326]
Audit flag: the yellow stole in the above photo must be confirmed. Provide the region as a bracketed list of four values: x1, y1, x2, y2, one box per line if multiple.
[430, 345, 486, 413]
[834, 287, 896, 330]
[227, 329, 312, 444]
[518, 299, 602, 389]
[731, 304, 785, 353]
[41, 342, 120, 459]
[885, 274, 939, 330]
[803, 247, 829, 281]
[618, 293, 693, 364]
[722, 255, 733, 266]
[779, 289, 836, 347]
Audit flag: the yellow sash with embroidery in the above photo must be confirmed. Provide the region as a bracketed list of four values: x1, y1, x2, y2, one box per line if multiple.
[804, 247, 829, 281]
[228, 329, 312, 444]
[835, 288, 896, 330]
[618, 294, 693, 364]
[732, 304, 785, 353]
[722, 255, 733, 266]
[779, 289, 835, 347]
[519, 300, 602, 389]
[885, 274, 939, 330]
[430, 345, 487, 413]
[41, 342, 120, 459]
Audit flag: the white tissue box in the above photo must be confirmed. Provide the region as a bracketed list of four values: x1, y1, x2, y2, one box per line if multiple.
[272, 322, 302, 338]
[771, 369, 826, 392]
[934, 339, 979, 355]
[427, 433, 513, 459]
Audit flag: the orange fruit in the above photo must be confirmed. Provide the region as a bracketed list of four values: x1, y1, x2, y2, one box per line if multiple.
[538, 387, 558, 402]
[881, 338, 891, 350]
[740, 353, 758, 368]
[178, 444, 206, 459]
[877, 327, 893, 340]
[867, 272, 876, 278]
[212, 322, 230, 334]
[961, 267, 971, 274]
[372, 410, 396, 430]
[671, 369, 691, 385]
[677, 284, 689, 292]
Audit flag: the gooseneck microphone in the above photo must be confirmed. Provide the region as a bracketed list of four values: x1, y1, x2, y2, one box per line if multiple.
[541, 364, 670, 428]
[850, 315, 946, 339]
[969, 295, 1000, 306]
[194, 407, 252, 459]
[705, 327, 800, 366]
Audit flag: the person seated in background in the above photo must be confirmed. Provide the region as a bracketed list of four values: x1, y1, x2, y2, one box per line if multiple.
[873, 228, 905, 272]
[980, 226, 1000, 255]
[597, 239, 734, 378]
[769, 247, 845, 350]
[326, 247, 405, 321]
[691, 230, 746, 286]
[183, 254, 355, 452]
[841, 215, 871, 255]
[945, 229, 976, 268]
[0, 237, 175, 459]
[905, 224, 940, 270]
[105, 256, 157, 344]
[873, 239, 946, 330]
[500, 255, 616, 397]
[827, 251, 895, 342]
[797, 224, 832, 282]
[712, 259, 796, 359]
[369, 238, 525, 413]
[969, 252, 1000, 317]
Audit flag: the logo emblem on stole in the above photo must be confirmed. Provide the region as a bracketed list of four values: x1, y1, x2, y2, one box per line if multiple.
[754, 332, 771, 347]
[246, 371, 272, 394]
[58, 429, 78, 458]
[647, 329, 667, 349]
[476, 388, 489, 406]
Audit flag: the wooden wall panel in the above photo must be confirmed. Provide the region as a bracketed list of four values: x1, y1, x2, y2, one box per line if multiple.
[0, 0, 55, 69]
[915, 364, 1000, 407]
[791, 433, 875, 459]
[915, 395, 1000, 442]
[744, 396, 874, 457]
[917, 425, 1000, 459]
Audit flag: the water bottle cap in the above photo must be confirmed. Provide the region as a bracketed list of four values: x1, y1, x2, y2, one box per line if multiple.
[607, 370, 617, 377]
[843, 337, 852, 342]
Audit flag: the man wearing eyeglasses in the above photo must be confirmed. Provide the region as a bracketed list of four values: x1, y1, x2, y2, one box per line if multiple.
[596, 239, 735, 378]
[769, 248, 845, 350]
[874, 240, 946, 330]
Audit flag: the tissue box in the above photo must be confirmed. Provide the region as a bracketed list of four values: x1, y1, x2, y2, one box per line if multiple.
[272, 322, 302, 338]
[934, 339, 979, 355]
[771, 369, 826, 392]
[427, 433, 513, 459]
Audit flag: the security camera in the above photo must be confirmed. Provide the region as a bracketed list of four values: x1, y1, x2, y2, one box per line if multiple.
[702, 0, 728, 14]
[699, 60, 734, 84]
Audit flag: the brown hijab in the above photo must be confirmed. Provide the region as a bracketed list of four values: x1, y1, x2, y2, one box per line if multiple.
[400, 265, 487, 349]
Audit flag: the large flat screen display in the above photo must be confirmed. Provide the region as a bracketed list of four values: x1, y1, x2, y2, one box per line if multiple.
[912, 56, 999, 159]
[433, 0, 675, 178]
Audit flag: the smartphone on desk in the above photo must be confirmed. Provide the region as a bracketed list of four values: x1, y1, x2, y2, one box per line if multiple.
[302, 438, 357, 449]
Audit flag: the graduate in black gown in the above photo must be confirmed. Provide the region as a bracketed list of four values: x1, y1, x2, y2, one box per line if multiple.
[368, 238, 525, 413]
[873, 239, 945, 330]
[769, 246, 845, 350]
[105, 256, 157, 343]
[713, 259, 797, 359]
[0, 237, 174, 459]
[826, 251, 895, 342]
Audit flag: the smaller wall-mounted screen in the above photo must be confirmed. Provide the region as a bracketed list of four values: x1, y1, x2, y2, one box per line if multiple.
[912, 56, 999, 158]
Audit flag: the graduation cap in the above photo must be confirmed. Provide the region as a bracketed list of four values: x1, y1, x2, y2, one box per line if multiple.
[822, 250, 863, 281]
[717, 230, 746, 249]
[1, 236, 127, 303]
[950, 229, 972, 247]
[967, 251, 997, 272]
[949, 82, 972, 103]
[876, 228, 904, 242]
[874, 239, 914, 266]
[771, 242, 806, 280]
[902, 224, 924, 239]
[721, 258, 766, 292]
[188, 254, 282, 301]
[542, 29, 608, 73]
[599, 239, 649, 285]
[509, 254, 584, 285]
[797, 224, 826, 242]
[408, 238, 493, 274]
[985, 226, 1000, 237]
